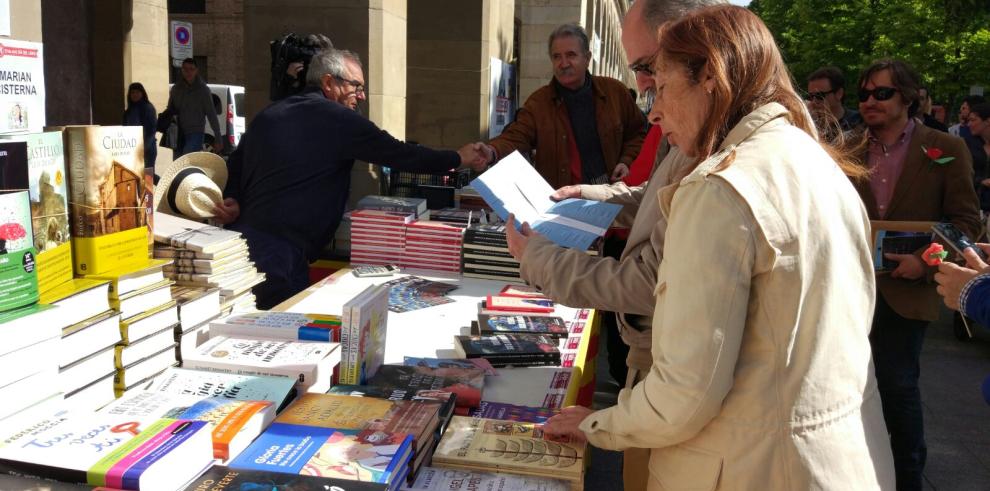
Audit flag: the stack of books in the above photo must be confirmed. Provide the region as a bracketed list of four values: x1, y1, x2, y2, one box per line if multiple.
[98, 389, 277, 463]
[43, 278, 120, 411]
[461, 224, 521, 282]
[402, 220, 464, 273]
[349, 209, 413, 268]
[265, 393, 441, 484]
[432, 416, 586, 489]
[141, 366, 298, 413]
[357, 195, 429, 219]
[369, 365, 484, 416]
[327, 384, 457, 444]
[0, 407, 215, 489]
[229, 401, 415, 490]
[82, 259, 180, 398]
[182, 465, 400, 491]
[154, 212, 263, 314]
[407, 466, 571, 491]
[0, 189, 61, 419]
[172, 285, 222, 362]
[429, 208, 485, 227]
[181, 336, 342, 394]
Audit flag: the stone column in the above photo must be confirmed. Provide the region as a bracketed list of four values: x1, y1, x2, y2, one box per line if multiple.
[406, 0, 514, 148]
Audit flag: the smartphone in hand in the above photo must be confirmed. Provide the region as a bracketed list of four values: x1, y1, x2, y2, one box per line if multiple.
[931, 222, 988, 261]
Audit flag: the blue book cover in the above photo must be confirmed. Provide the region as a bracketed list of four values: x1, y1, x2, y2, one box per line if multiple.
[230, 422, 413, 485]
[470, 151, 620, 250]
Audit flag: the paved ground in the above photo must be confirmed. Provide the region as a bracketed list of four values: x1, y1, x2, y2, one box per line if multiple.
[586, 306, 990, 490]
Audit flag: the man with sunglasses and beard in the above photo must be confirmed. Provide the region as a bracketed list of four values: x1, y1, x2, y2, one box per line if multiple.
[806, 65, 862, 131]
[850, 58, 981, 491]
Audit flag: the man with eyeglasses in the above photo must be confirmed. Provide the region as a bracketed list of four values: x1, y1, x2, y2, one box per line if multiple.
[850, 58, 980, 491]
[806, 66, 862, 132]
[212, 48, 489, 309]
[499, 2, 724, 490]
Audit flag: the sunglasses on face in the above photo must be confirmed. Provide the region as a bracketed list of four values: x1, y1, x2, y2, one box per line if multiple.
[858, 86, 899, 103]
[334, 75, 366, 95]
[806, 89, 836, 101]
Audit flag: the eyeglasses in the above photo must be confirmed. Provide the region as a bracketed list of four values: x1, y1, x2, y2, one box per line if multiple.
[858, 86, 899, 103]
[334, 75, 366, 95]
[806, 89, 836, 101]
[628, 51, 659, 77]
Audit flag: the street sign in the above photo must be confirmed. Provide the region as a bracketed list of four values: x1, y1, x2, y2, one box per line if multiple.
[170, 20, 193, 62]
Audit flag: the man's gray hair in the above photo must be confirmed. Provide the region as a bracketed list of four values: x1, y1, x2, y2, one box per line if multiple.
[641, 0, 728, 30]
[306, 48, 362, 87]
[547, 24, 591, 57]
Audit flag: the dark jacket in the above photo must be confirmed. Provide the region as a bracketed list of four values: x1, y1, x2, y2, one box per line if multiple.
[225, 87, 460, 260]
[852, 123, 982, 321]
[168, 75, 220, 136]
[123, 100, 157, 140]
[488, 74, 645, 189]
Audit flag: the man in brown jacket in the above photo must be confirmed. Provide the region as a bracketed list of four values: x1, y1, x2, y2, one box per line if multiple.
[483, 23, 644, 187]
[851, 59, 981, 491]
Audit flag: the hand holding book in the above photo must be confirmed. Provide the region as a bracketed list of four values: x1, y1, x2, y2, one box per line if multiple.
[506, 213, 535, 260]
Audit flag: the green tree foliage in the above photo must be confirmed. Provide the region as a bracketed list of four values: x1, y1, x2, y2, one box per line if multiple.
[749, 0, 990, 115]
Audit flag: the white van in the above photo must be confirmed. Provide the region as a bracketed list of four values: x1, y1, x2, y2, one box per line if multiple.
[204, 84, 246, 154]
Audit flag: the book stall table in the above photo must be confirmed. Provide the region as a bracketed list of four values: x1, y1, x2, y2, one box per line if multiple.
[274, 268, 601, 410]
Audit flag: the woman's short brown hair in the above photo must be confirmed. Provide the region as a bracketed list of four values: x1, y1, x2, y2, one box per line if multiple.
[656, 5, 865, 177]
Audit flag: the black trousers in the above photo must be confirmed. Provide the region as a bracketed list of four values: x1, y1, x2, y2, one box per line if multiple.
[871, 294, 928, 491]
[601, 235, 630, 388]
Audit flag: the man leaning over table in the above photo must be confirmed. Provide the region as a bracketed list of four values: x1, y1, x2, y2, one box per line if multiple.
[212, 48, 488, 310]
[501, 1, 725, 490]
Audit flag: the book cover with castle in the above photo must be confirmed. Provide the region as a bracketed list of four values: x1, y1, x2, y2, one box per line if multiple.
[64, 126, 148, 275]
[0, 133, 72, 294]
[0, 190, 38, 311]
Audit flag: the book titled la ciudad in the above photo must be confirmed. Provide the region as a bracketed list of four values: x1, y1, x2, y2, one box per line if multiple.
[64, 126, 148, 275]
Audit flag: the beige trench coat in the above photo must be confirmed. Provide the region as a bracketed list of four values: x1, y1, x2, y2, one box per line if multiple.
[577, 104, 895, 490]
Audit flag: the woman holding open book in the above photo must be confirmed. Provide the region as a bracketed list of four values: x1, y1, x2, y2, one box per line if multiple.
[537, 6, 896, 490]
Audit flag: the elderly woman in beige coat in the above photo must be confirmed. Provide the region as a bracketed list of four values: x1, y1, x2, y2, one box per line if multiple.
[507, 5, 896, 490]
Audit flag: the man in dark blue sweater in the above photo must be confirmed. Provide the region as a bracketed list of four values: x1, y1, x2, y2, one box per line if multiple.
[214, 48, 488, 308]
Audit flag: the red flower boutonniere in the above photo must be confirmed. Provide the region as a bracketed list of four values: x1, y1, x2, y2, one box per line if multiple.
[922, 145, 955, 170]
[923, 242, 948, 266]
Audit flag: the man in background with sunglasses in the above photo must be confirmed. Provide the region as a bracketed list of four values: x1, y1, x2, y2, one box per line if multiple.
[806, 65, 862, 132]
[850, 58, 981, 491]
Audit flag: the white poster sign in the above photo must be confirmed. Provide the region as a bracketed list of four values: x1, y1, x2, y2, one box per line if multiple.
[0, 0, 10, 37]
[489, 58, 516, 139]
[170, 21, 193, 62]
[0, 39, 45, 135]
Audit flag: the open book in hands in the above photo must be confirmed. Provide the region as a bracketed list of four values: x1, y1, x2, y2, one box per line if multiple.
[469, 151, 621, 250]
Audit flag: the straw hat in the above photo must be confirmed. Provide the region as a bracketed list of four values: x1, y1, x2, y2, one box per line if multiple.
[154, 152, 228, 219]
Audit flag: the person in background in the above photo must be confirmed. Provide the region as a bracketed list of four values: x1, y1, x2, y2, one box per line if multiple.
[917, 86, 949, 132]
[481, 23, 645, 187]
[167, 58, 223, 158]
[852, 59, 980, 491]
[123, 82, 158, 172]
[965, 103, 990, 214]
[949, 94, 985, 137]
[806, 65, 862, 131]
[935, 244, 990, 325]
[540, 5, 894, 489]
[213, 49, 488, 310]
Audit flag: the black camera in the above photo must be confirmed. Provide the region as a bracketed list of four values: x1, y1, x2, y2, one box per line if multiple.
[269, 33, 333, 101]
